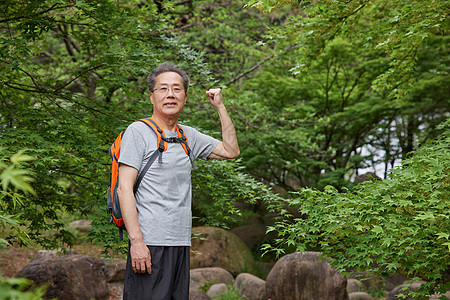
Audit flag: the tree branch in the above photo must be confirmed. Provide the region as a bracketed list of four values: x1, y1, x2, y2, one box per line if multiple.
[225, 43, 299, 87]
[0, 3, 65, 23]
[58, 24, 77, 62]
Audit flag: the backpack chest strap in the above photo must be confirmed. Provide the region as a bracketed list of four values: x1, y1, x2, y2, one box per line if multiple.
[138, 118, 197, 169]
[162, 136, 186, 144]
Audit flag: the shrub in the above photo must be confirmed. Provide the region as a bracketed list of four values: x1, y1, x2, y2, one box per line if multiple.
[264, 120, 450, 298]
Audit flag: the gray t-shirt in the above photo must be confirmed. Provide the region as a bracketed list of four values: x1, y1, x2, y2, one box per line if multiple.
[118, 121, 219, 246]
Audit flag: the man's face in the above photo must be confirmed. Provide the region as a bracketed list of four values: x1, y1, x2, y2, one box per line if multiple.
[150, 71, 187, 118]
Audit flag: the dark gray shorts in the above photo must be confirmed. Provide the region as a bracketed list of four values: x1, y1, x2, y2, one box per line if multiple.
[123, 244, 190, 300]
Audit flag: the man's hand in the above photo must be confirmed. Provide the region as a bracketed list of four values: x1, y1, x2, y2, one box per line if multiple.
[206, 88, 224, 108]
[130, 240, 152, 274]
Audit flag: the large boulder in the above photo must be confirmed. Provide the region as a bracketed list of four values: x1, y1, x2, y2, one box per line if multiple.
[16, 253, 109, 300]
[234, 272, 266, 300]
[191, 226, 259, 275]
[190, 267, 234, 292]
[265, 251, 348, 300]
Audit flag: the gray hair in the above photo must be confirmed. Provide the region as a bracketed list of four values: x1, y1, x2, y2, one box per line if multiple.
[147, 62, 189, 92]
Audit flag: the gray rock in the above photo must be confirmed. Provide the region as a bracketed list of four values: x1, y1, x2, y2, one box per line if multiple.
[347, 278, 365, 293]
[189, 289, 210, 300]
[234, 272, 266, 300]
[101, 258, 126, 282]
[386, 281, 425, 300]
[354, 172, 380, 183]
[348, 272, 409, 293]
[17, 254, 109, 300]
[206, 283, 229, 298]
[265, 251, 348, 300]
[429, 291, 450, 300]
[190, 267, 234, 292]
[384, 274, 411, 292]
[32, 249, 78, 261]
[108, 281, 124, 300]
[69, 219, 92, 233]
[348, 291, 374, 300]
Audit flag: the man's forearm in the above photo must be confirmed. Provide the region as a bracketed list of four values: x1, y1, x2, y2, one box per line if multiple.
[117, 165, 144, 244]
[206, 88, 240, 159]
[216, 104, 240, 158]
[117, 190, 144, 243]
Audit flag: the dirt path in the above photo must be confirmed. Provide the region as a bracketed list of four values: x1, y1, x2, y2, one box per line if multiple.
[0, 246, 36, 277]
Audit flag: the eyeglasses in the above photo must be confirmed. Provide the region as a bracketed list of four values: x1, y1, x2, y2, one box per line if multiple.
[153, 86, 185, 95]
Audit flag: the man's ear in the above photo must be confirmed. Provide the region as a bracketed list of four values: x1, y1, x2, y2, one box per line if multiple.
[150, 93, 154, 105]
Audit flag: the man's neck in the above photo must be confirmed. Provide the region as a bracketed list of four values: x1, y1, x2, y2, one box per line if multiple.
[151, 114, 179, 132]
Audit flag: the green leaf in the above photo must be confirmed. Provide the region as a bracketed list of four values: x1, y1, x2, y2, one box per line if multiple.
[372, 225, 383, 234]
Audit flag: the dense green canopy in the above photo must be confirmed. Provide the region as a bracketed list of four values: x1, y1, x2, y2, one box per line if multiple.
[1, 0, 448, 297]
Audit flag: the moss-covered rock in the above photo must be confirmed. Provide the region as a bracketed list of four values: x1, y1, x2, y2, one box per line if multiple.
[191, 226, 260, 276]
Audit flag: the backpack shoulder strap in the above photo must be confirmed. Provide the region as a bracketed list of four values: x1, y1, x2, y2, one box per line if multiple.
[138, 117, 167, 152]
[133, 118, 165, 193]
[175, 125, 190, 156]
[176, 125, 198, 170]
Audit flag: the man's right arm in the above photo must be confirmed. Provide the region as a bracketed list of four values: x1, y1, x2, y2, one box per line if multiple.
[117, 164, 152, 274]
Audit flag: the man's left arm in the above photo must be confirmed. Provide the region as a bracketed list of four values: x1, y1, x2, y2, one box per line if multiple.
[206, 88, 240, 159]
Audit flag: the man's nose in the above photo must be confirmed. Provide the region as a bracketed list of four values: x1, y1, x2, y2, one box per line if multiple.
[167, 87, 175, 96]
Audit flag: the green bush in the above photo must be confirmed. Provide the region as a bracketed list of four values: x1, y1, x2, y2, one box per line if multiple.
[0, 276, 47, 300]
[212, 289, 246, 300]
[0, 151, 48, 299]
[264, 120, 450, 298]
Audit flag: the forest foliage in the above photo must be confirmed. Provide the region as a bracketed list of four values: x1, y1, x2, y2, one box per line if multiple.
[262, 120, 450, 297]
[0, 0, 449, 297]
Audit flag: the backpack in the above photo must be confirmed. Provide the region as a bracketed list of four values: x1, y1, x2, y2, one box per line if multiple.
[107, 117, 197, 240]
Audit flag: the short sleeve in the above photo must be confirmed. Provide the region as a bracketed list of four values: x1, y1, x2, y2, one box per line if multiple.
[118, 125, 147, 171]
[181, 125, 220, 161]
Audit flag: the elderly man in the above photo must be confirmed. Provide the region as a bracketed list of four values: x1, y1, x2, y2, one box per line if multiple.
[117, 62, 239, 299]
